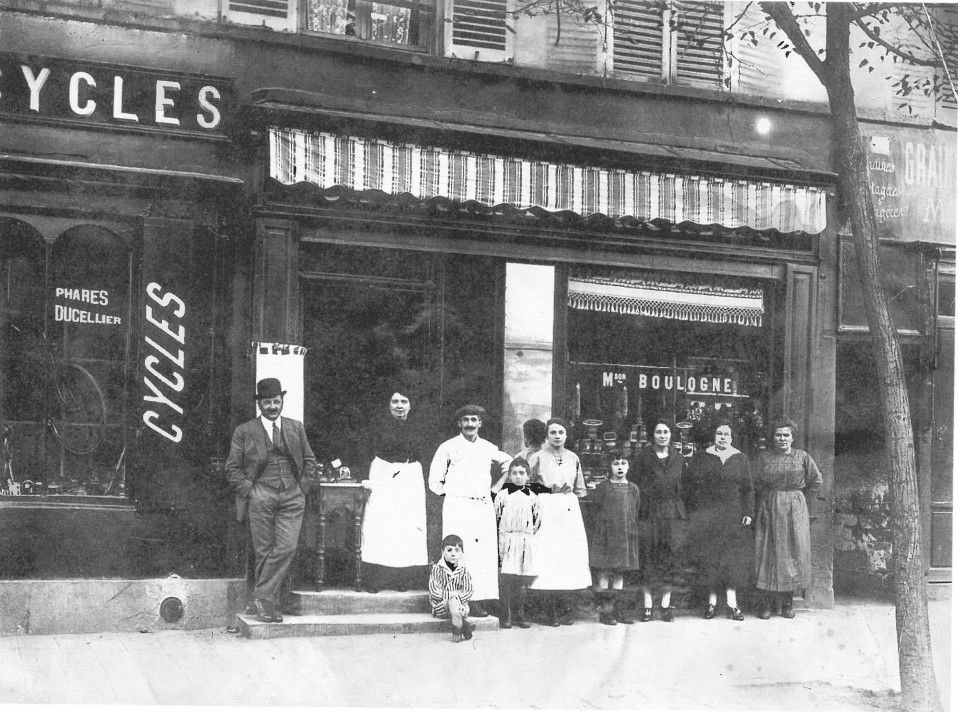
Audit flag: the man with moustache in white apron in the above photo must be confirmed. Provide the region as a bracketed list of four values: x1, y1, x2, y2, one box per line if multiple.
[428, 405, 512, 617]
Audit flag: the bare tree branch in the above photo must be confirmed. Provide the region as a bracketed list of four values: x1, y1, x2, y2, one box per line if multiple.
[759, 1, 828, 84]
[852, 15, 941, 67]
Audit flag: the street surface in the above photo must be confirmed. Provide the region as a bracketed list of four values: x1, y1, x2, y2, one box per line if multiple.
[0, 598, 950, 710]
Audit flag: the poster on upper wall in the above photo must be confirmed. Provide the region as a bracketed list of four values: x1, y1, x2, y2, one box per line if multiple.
[864, 126, 956, 245]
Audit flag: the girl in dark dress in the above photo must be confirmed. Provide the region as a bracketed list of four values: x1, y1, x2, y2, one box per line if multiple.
[630, 420, 687, 622]
[753, 418, 823, 619]
[685, 421, 754, 621]
[589, 452, 641, 625]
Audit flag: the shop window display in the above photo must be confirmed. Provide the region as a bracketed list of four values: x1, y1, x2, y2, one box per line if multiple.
[566, 269, 775, 489]
[304, 0, 423, 47]
[0, 222, 131, 500]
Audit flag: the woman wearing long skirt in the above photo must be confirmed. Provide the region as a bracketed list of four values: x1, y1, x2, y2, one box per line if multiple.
[685, 421, 754, 621]
[528, 418, 592, 626]
[753, 418, 823, 619]
[360, 389, 429, 592]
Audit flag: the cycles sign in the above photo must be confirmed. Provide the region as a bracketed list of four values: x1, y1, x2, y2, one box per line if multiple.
[0, 52, 232, 135]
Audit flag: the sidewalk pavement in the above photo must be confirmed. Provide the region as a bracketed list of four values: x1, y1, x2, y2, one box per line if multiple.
[0, 598, 950, 710]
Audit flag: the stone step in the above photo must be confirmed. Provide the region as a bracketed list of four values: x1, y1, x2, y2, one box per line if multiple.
[290, 589, 430, 615]
[237, 612, 500, 640]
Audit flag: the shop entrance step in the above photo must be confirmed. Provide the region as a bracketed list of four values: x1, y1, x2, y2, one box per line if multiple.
[290, 589, 430, 615]
[236, 611, 499, 639]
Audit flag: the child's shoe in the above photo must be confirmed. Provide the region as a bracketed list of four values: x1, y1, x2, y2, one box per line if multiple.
[640, 608, 654, 622]
[451, 625, 464, 642]
[613, 594, 635, 624]
[599, 611, 617, 625]
[461, 619, 474, 640]
[660, 606, 674, 622]
[727, 606, 745, 621]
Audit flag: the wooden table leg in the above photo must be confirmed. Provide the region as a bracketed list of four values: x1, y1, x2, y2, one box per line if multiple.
[316, 510, 326, 592]
[354, 495, 363, 592]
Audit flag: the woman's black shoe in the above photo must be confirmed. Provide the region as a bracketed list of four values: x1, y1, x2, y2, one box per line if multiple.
[640, 608, 654, 622]
[704, 604, 717, 620]
[661, 607, 674, 622]
[364, 585, 379, 594]
[727, 607, 745, 621]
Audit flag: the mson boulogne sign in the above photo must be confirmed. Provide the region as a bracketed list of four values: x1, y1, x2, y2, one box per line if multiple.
[0, 52, 232, 135]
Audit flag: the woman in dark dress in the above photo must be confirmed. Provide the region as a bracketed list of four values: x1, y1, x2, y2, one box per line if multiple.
[360, 389, 429, 592]
[630, 420, 687, 622]
[685, 421, 754, 621]
[753, 418, 823, 619]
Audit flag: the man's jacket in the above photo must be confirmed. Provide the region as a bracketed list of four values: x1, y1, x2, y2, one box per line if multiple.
[225, 416, 318, 522]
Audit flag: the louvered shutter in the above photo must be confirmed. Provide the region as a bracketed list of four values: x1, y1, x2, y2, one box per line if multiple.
[538, 14, 602, 75]
[672, 0, 725, 89]
[936, 5, 957, 116]
[729, 2, 784, 97]
[612, 0, 667, 81]
[446, 0, 514, 62]
[224, 0, 298, 31]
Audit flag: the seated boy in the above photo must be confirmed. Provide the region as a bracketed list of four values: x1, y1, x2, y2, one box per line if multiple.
[428, 534, 475, 642]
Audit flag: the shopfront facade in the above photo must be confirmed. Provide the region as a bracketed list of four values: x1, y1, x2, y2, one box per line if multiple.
[12, 3, 955, 626]
[0, 45, 244, 598]
[256, 119, 839, 605]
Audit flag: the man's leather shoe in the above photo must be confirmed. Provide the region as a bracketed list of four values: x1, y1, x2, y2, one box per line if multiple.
[253, 599, 273, 623]
[470, 602, 489, 617]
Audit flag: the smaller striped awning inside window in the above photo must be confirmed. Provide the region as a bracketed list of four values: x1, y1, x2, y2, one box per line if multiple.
[568, 277, 765, 327]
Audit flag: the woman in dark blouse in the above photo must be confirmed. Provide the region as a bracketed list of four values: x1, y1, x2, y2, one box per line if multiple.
[360, 389, 429, 592]
[685, 421, 754, 621]
[630, 419, 687, 622]
[753, 418, 823, 619]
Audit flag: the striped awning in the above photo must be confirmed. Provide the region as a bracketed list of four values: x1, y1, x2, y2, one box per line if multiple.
[568, 277, 765, 327]
[269, 127, 828, 234]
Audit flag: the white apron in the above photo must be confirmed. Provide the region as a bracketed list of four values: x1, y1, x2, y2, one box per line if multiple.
[529, 492, 592, 590]
[442, 495, 499, 599]
[361, 457, 428, 567]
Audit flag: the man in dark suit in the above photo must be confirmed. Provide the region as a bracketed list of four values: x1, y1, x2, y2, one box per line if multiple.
[226, 377, 318, 623]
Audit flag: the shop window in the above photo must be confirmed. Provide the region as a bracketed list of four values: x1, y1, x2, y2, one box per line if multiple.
[1, 223, 132, 501]
[566, 267, 776, 487]
[839, 239, 923, 334]
[304, 0, 434, 48]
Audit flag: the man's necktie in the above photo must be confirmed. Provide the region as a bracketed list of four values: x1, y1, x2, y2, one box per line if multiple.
[272, 423, 280, 448]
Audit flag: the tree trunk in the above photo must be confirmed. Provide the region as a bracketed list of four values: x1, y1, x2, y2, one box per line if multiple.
[822, 7, 941, 712]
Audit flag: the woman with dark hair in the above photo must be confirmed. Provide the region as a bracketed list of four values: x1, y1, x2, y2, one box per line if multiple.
[685, 421, 754, 621]
[518, 418, 547, 460]
[528, 418, 592, 626]
[753, 418, 823, 619]
[493, 418, 546, 493]
[630, 419, 687, 622]
[360, 388, 429, 592]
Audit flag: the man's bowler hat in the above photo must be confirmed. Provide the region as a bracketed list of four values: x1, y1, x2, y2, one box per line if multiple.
[255, 378, 286, 400]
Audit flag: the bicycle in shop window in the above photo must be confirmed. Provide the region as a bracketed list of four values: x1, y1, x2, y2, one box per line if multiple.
[0, 342, 125, 498]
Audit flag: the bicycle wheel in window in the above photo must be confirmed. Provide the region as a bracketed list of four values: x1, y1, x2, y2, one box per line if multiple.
[49, 362, 107, 456]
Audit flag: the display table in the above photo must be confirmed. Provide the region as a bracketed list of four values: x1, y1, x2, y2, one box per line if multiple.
[313, 482, 368, 591]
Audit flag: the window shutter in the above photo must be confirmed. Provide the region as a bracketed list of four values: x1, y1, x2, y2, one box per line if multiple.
[538, 15, 602, 75]
[612, 0, 667, 81]
[224, 0, 298, 31]
[672, 0, 725, 89]
[730, 2, 785, 97]
[936, 5, 957, 116]
[446, 0, 514, 62]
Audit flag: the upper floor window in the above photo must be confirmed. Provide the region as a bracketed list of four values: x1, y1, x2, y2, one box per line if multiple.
[611, 0, 728, 89]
